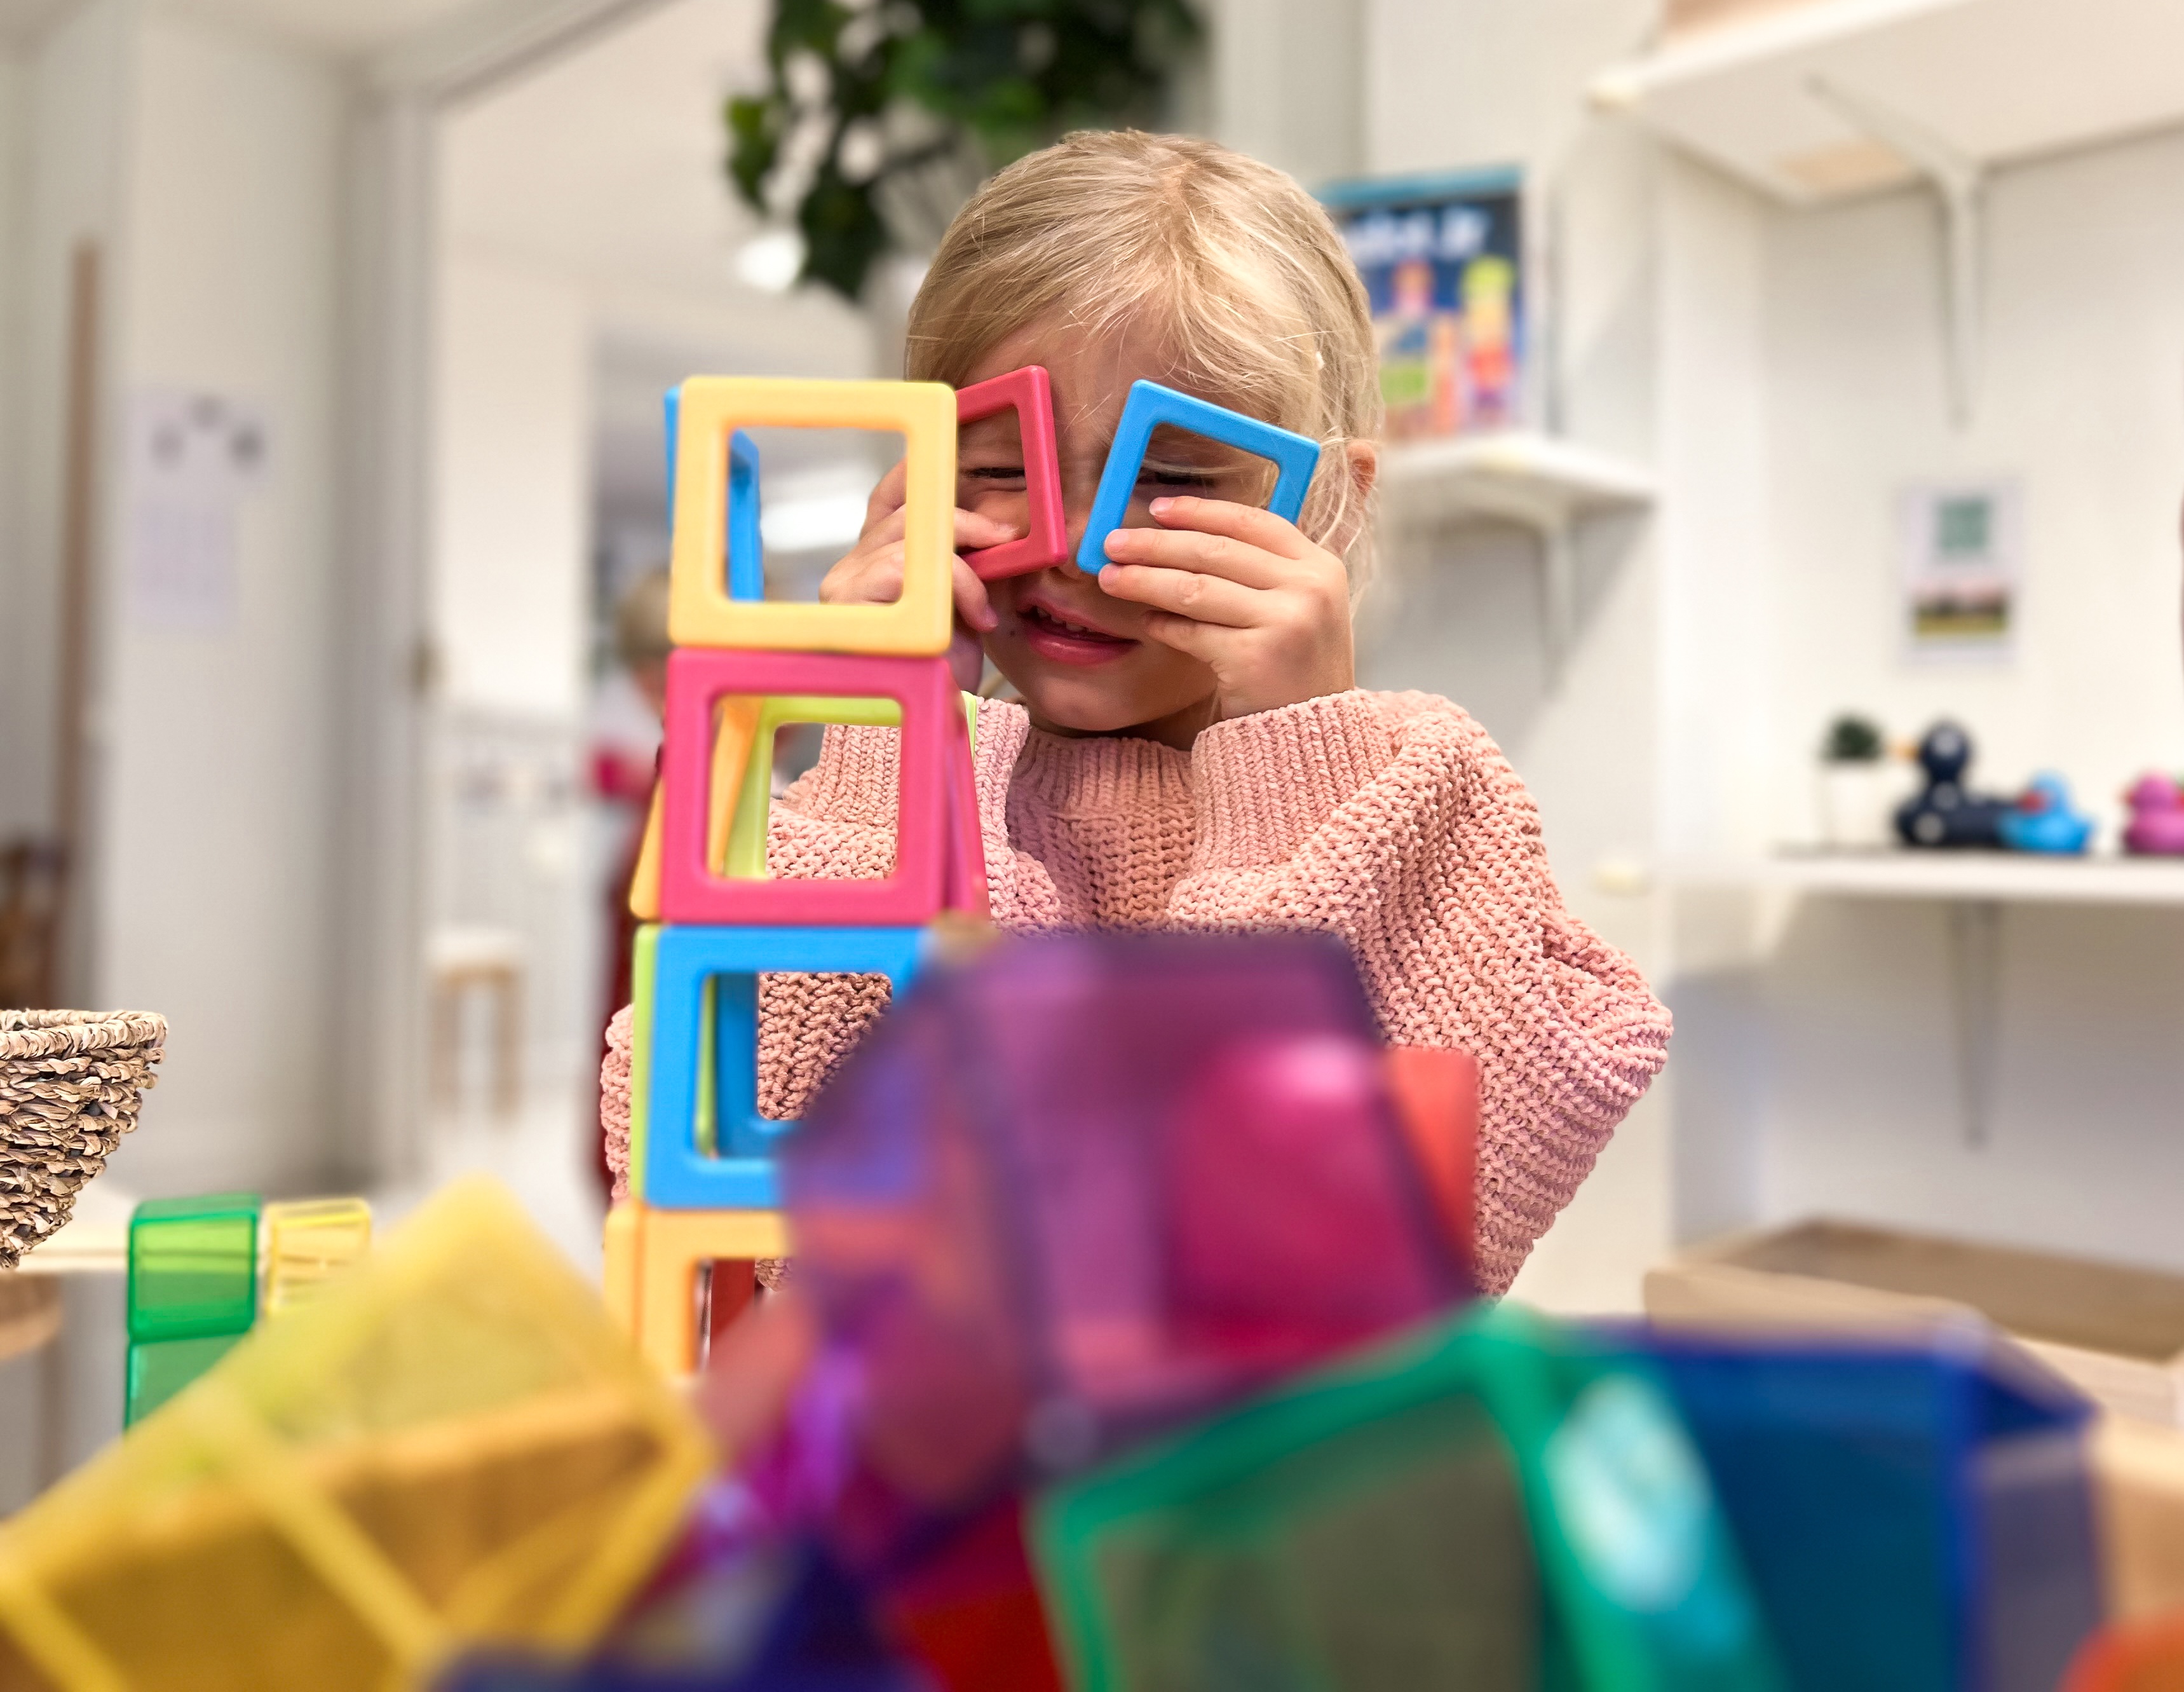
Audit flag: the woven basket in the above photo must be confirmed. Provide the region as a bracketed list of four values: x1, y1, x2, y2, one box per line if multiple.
[0, 1009, 166, 1269]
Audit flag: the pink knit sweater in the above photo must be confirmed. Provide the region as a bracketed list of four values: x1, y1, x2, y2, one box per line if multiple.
[601, 689, 1671, 1294]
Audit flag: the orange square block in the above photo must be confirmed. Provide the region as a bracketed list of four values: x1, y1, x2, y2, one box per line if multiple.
[603, 1202, 790, 1378]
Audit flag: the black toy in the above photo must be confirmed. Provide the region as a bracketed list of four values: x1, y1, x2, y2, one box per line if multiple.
[1895, 721, 2015, 849]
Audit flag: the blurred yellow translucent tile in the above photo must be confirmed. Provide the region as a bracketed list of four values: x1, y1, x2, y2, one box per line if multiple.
[262, 1198, 373, 1316]
[0, 1176, 713, 1691]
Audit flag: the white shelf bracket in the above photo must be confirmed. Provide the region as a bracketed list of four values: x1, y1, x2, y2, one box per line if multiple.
[1809, 77, 1987, 428]
[1945, 898, 2002, 1149]
[1464, 494, 1577, 686]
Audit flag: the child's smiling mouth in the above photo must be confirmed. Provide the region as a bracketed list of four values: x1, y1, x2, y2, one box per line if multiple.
[1016, 594, 1138, 665]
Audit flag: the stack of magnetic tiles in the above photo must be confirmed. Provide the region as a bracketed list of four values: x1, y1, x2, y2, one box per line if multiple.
[125, 1193, 373, 1425]
[604, 369, 1325, 1378]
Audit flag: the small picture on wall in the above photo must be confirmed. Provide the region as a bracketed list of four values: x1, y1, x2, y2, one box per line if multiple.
[1899, 480, 2019, 660]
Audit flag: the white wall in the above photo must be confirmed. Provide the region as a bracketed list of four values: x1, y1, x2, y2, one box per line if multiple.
[0, 48, 24, 839]
[431, 247, 589, 720]
[95, 10, 346, 1194]
[0, 0, 132, 854]
[1729, 125, 2184, 1273]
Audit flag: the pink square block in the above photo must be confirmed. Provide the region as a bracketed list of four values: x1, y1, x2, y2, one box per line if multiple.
[956, 366, 1067, 581]
[660, 648, 954, 926]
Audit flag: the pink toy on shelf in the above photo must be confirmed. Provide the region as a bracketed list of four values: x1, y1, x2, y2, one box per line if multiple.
[955, 366, 1067, 581]
[659, 647, 958, 926]
[2122, 774, 2184, 856]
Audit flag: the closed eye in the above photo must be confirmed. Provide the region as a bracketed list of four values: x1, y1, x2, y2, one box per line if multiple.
[964, 464, 1027, 484]
[1136, 465, 1224, 491]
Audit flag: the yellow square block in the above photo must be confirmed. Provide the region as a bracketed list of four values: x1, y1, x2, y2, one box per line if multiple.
[668, 378, 955, 655]
[262, 1197, 372, 1316]
[601, 1201, 790, 1379]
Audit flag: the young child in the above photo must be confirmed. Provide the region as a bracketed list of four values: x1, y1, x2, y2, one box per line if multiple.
[602, 130, 1669, 1295]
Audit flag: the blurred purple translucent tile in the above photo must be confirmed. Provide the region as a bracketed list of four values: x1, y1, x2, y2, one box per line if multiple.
[783, 931, 1470, 1510]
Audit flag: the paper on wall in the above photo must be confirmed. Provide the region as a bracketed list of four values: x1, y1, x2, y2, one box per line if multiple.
[124, 387, 271, 632]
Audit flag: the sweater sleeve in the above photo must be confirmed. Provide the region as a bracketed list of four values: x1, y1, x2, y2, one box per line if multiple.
[1169, 688, 1672, 1295]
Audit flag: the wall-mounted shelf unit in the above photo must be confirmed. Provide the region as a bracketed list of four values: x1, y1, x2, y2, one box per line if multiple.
[1590, 0, 2184, 207]
[1378, 432, 1656, 678]
[1672, 850, 2184, 1149]
[1590, 0, 2184, 421]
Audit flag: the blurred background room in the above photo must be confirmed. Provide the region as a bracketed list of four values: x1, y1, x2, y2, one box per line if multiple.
[2, 0, 2183, 1503]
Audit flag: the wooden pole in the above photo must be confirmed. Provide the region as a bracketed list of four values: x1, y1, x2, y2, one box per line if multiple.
[47, 242, 101, 1009]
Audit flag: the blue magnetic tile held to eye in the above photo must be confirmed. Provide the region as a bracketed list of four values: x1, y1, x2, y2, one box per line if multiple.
[644, 923, 925, 1210]
[1075, 380, 1323, 577]
[664, 385, 764, 601]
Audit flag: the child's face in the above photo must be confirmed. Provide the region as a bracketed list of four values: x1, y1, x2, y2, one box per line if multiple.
[957, 317, 1282, 740]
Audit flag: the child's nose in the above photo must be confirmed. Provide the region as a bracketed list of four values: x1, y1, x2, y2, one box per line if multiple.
[1058, 466, 1104, 574]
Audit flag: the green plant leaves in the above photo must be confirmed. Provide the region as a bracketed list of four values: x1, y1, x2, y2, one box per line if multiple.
[725, 0, 1202, 304]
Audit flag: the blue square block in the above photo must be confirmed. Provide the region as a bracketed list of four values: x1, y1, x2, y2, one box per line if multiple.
[665, 386, 764, 601]
[1075, 380, 1323, 576]
[644, 924, 925, 1210]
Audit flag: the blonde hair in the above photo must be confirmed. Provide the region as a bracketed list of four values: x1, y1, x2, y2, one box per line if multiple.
[907, 130, 1382, 583]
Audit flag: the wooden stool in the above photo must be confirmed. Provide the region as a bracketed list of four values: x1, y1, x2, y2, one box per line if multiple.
[426, 925, 524, 1115]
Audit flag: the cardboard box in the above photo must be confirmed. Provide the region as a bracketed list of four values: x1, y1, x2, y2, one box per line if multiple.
[2091, 1416, 2184, 1621]
[1645, 1218, 2184, 1426]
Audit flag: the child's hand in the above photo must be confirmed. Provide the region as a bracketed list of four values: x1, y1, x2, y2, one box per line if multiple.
[1096, 498, 1354, 721]
[820, 460, 1009, 693]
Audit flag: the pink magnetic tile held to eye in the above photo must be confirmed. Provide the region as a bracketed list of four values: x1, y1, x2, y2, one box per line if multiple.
[956, 366, 1067, 581]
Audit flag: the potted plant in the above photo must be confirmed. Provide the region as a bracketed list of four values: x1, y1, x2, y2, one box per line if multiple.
[1815, 714, 1905, 850]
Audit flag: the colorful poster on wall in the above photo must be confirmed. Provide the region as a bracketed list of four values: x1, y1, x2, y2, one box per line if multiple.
[1322, 167, 1526, 441]
[1898, 479, 2020, 660]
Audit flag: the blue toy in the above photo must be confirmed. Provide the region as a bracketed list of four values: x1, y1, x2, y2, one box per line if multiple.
[643, 924, 925, 1210]
[664, 387, 764, 601]
[1997, 772, 2094, 855]
[1075, 381, 1322, 577]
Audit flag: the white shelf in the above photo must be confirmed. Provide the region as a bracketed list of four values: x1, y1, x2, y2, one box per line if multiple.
[1378, 431, 1656, 531]
[1677, 850, 2184, 906]
[1591, 0, 2184, 207]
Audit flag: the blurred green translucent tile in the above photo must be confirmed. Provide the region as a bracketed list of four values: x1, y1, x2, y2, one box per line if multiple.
[126, 1192, 261, 1342]
[125, 1332, 244, 1426]
[1030, 1303, 1787, 1692]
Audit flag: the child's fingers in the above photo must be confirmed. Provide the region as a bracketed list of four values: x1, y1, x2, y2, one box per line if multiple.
[1096, 562, 1263, 629]
[1134, 608, 1230, 663]
[951, 556, 998, 632]
[819, 540, 904, 606]
[861, 460, 911, 531]
[1101, 523, 1287, 589]
[855, 503, 1012, 559]
[1146, 496, 1315, 558]
[954, 508, 1020, 553]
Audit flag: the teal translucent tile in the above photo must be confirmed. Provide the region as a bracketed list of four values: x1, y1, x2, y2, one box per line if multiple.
[127, 1192, 261, 1343]
[125, 1332, 244, 1426]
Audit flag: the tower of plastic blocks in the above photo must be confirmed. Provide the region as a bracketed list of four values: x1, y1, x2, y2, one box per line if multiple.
[604, 375, 1030, 1377]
